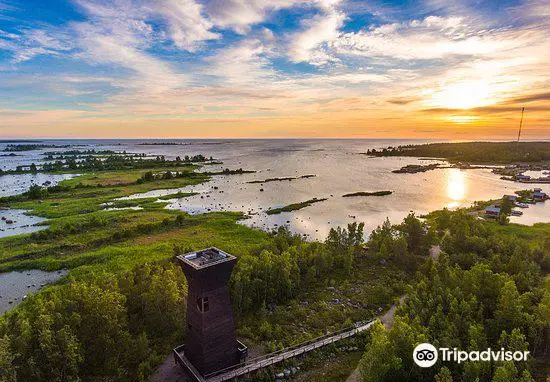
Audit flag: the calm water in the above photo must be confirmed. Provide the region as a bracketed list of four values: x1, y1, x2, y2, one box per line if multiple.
[0, 269, 68, 314]
[0, 209, 48, 238]
[2, 139, 550, 240]
[0, 173, 77, 197]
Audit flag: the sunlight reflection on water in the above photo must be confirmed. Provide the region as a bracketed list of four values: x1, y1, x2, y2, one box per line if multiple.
[447, 169, 467, 209]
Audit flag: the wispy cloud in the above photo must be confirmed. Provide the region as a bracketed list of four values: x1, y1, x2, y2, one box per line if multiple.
[0, 27, 73, 62]
[203, 0, 303, 33]
[74, 0, 219, 52]
[289, 8, 345, 65]
[332, 16, 517, 60]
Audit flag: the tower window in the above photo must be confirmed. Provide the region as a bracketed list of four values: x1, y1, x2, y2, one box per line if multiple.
[196, 297, 209, 312]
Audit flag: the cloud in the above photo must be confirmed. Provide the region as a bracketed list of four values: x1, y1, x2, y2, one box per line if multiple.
[387, 97, 419, 105]
[75, 0, 218, 52]
[506, 92, 550, 104]
[0, 0, 15, 19]
[423, 105, 550, 115]
[147, 0, 219, 51]
[203, 0, 303, 33]
[0, 28, 74, 63]
[332, 16, 518, 60]
[200, 0, 341, 34]
[289, 8, 345, 65]
[509, 0, 550, 23]
[206, 39, 275, 85]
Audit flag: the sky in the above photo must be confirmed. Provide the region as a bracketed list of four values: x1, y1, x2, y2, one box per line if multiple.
[0, 0, 549, 139]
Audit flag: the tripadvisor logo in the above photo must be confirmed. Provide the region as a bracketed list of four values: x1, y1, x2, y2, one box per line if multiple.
[413, 343, 438, 367]
[413, 343, 530, 368]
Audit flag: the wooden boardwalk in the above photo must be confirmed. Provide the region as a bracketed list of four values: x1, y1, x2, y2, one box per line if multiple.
[174, 320, 375, 382]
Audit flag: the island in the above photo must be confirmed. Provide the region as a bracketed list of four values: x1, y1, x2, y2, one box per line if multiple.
[391, 164, 440, 173]
[342, 191, 393, 197]
[367, 141, 550, 164]
[266, 197, 328, 214]
[247, 174, 316, 184]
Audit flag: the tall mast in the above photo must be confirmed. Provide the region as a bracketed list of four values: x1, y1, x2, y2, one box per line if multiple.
[517, 107, 525, 142]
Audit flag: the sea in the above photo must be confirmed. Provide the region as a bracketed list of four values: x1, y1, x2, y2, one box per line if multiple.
[1, 139, 549, 241]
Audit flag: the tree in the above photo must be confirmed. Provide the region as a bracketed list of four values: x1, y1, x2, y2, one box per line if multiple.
[499, 197, 513, 225]
[435, 367, 453, 382]
[29, 163, 37, 173]
[399, 213, 427, 255]
[0, 335, 16, 382]
[495, 281, 524, 334]
[27, 184, 44, 199]
[369, 218, 394, 259]
[517, 370, 535, 382]
[492, 362, 518, 382]
[139, 171, 155, 183]
[359, 321, 401, 382]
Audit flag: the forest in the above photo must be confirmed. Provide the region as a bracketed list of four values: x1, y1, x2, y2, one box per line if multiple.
[367, 142, 550, 164]
[360, 209, 550, 381]
[0, 153, 214, 176]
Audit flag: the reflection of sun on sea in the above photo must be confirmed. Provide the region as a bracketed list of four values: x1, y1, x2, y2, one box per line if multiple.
[447, 169, 466, 209]
[446, 116, 480, 124]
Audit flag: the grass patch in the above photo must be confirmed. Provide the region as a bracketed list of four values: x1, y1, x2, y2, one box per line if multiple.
[266, 198, 328, 215]
[247, 175, 316, 184]
[342, 191, 392, 197]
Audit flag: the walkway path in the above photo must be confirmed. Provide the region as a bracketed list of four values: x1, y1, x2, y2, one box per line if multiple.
[345, 245, 441, 382]
[203, 321, 375, 382]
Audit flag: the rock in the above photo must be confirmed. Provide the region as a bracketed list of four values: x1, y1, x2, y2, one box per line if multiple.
[275, 372, 284, 379]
